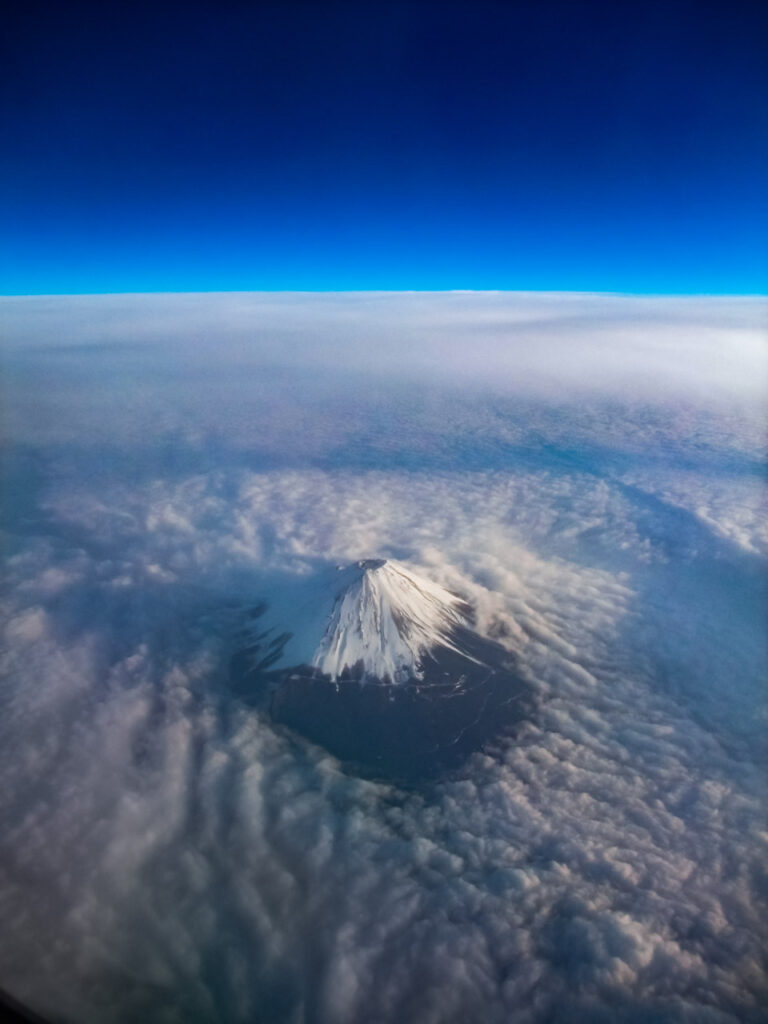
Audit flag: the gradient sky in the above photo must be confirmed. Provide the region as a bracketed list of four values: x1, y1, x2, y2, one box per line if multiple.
[2, 0, 766, 295]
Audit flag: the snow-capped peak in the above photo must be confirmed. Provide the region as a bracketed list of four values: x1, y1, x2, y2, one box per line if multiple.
[312, 559, 470, 684]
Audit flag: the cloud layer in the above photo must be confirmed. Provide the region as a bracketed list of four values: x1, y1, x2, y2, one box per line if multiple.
[1, 293, 766, 1023]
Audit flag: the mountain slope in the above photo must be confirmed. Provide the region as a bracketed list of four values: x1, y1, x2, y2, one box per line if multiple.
[312, 559, 473, 684]
[240, 558, 535, 780]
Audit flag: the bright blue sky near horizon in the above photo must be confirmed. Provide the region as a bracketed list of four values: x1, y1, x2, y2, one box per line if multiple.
[2, 0, 766, 296]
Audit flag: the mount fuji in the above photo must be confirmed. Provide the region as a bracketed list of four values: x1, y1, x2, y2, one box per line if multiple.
[312, 558, 476, 684]
[231, 559, 532, 779]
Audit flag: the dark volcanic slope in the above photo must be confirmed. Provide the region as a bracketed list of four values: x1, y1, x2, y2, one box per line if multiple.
[229, 560, 534, 781]
[269, 628, 532, 782]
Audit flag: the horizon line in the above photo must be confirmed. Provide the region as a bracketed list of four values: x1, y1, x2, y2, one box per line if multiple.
[2, 288, 767, 300]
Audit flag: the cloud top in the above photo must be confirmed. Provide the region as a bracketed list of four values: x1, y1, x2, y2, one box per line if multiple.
[0, 293, 766, 1022]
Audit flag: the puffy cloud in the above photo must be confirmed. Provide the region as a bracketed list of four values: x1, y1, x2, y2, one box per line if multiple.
[0, 293, 766, 1022]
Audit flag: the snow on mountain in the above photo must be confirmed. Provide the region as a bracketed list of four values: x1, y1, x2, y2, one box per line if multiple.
[251, 559, 441, 680]
[312, 559, 471, 684]
[244, 558, 477, 685]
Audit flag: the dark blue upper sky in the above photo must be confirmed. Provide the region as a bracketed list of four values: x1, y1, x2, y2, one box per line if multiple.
[2, 0, 766, 294]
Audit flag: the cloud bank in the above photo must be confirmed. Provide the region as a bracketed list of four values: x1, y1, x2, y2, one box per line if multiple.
[1, 293, 766, 1023]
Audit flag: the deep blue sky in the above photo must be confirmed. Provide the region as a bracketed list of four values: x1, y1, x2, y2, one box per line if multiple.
[2, 0, 766, 294]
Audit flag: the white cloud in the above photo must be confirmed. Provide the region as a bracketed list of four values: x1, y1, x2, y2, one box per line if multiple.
[0, 293, 765, 1023]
